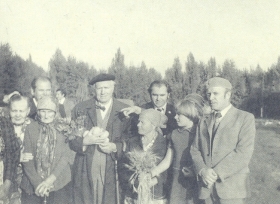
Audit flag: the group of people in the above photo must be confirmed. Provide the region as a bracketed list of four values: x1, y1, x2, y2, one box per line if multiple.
[0, 73, 255, 204]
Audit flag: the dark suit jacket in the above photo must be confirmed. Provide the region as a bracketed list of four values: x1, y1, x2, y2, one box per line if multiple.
[28, 98, 37, 120]
[58, 97, 75, 123]
[69, 98, 131, 204]
[190, 106, 255, 199]
[141, 102, 177, 137]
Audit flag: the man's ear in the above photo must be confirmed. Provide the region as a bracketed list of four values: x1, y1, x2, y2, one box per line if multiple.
[26, 107, 30, 116]
[225, 91, 231, 100]
[31, 88, 34, 96]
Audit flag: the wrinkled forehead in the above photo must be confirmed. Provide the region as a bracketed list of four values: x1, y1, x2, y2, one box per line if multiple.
[207, 86, 227, 93]
[95, 80, 115, 88]
[10, 98, 29, 109]
[35, 80, 52, 90]
[151, 85, 168, 93]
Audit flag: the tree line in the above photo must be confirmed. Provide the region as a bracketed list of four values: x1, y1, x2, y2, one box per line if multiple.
[1, 43, 280, 118]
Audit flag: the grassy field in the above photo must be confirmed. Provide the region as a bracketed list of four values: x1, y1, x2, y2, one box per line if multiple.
[248, 121, 280, 204]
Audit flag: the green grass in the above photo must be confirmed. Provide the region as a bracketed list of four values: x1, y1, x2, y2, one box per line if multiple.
[248, 124, 280, 204]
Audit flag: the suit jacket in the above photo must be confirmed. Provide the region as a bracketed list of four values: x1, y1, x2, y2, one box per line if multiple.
[28, 98, 37, 120]
[141, 102, 177, 136]
[69, 98, 131, 204]
[59, 97, 75, 123]
[190, 106, 255, 199]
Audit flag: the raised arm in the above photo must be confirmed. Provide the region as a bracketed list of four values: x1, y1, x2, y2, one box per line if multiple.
[150, 147, 173, 177]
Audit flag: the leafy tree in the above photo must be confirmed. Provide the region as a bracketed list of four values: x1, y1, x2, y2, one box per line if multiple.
[165, 57, 184, 102]
[185, 53, 200, 94]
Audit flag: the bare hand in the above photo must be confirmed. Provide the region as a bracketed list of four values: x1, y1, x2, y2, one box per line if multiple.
[99, 142, 117, 154]
[83, 127, 109, 145]
[200, 168, 218, 187]
[182, 166, 194, 177]
[35, 175, 56, 197]
[120, 106, 142, 117]
[0, 185, 8, 200]
[0, 180, 11, 199]
[20, 153, 33, 162]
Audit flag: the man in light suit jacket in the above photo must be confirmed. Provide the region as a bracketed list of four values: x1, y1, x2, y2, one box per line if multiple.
[56, 88, 75, 123]
[190, 77, 255, 204]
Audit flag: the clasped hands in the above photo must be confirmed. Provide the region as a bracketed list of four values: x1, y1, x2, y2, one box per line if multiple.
[83, 127, 117, 154]
[200, 168, 218, 188]
[35, 174, 56, 197]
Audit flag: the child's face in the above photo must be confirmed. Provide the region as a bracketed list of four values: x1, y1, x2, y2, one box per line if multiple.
[175, 114, 193, 129]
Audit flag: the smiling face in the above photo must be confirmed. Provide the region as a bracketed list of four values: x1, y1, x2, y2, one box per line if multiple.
[207, 86, 231, 111]
[10, 99, 30, 125]
[94, 81, 114, 104]
[32, 80, 52, 101]
[150, 85, 169, 108]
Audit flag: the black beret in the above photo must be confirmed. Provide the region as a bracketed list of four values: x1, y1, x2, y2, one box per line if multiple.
[89, 73, 115, 85]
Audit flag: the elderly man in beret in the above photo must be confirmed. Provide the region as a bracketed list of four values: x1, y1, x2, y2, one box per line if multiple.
[70, 73, 131, 204]
[190, 77, 256, 204]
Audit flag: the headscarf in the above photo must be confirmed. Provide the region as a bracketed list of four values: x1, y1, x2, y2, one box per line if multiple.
[35, 96, 57, 179]
[139, 109, 167, 134]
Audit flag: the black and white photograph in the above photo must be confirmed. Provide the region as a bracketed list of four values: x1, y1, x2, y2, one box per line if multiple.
[1, 1, 280, 204]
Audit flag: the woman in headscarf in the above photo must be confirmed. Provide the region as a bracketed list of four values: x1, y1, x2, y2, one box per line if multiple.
[21, 96, 73, 204]
[119, 109, 168, 204]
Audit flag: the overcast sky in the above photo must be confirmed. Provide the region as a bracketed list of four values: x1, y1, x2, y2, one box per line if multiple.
[1, 0, 280, 75]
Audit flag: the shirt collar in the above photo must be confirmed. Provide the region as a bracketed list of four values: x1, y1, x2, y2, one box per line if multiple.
[97, 98, 113, 110]
[215, 104, 232, 120]
[59, 97, 65, 104]
[33, 98, 37, 107]
[154, 103, 167, 113]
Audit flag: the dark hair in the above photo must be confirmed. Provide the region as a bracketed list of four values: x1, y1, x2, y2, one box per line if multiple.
[31, 76, 51, 90]
[56, 88, 67, 97]
[175, 99, 203, 124]
[148, 80, 172, 94]
[8, 94, 30, 109]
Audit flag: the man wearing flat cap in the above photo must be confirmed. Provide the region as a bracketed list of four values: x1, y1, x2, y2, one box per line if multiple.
[191, 77, 255, 204]
[70, 73, 131, 204]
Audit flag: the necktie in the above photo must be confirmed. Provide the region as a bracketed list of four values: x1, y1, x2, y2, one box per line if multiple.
[96, 104, 106, 111]
[157, 108, 163, 113]
[212, 112, 222, 135]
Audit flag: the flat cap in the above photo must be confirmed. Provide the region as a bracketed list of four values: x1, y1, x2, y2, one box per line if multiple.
[89, 73, 115, 85]
[207, 77, 232, 90]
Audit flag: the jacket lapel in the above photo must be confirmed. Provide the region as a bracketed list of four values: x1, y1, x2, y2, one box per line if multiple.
[215, 106, 236, 135]
[87, 101, 97, 127]
[205, 114, 214, 139]
[106, 99, 122, 139]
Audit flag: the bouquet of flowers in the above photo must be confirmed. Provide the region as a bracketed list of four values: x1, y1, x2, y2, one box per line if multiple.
[125, 149, 159, 204]
[55, 111, 88, 142]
